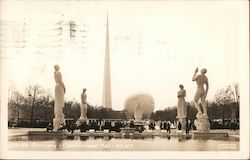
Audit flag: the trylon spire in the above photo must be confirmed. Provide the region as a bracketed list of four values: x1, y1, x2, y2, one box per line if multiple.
[102, 12, 112, 108]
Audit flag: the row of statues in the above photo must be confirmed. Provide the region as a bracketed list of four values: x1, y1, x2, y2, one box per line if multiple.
[177, 67, 209, 132]
[53, 64, 210, 132]
[53, 65, 87, 131]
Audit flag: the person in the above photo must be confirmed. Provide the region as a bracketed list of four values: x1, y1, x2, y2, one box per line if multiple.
[163, 121, 167, 130]
[167, 122, 171, 133]
[192, 67, 209, 115]
[192, 123, 197, 130]
[185, 122, 189, 134]
[130, 120, 135, 128]
[80, 121, 88, 132]
[47, 123, 53, 132]
[58, 123, 65, 132]
[230, 120, 234, 130]
[53, 65, 66, 131]
[178, 122, 182, 130]
[79, 88, 88, 121]
[160, 121, 163, 130]
[188, 121, 192, 131]
[149, 121, 155, 130]
[69, 123, 76, 133]
[231, 120, 237, 131]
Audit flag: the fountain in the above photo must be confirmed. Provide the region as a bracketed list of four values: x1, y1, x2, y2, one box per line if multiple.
[192, 68, 228, 139]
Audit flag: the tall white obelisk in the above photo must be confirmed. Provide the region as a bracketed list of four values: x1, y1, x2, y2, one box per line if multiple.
[102, 13, 112, 109]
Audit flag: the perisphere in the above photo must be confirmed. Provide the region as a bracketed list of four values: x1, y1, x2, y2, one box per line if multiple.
[124, 93, 155, 119]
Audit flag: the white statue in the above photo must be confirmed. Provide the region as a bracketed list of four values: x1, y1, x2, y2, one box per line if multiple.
[177, 84, 187, 119]
[192, 67, 210, 132]
[192, 68, 209, 115]
[134, 103, 143, 122]
[176, 84, 187, 131]
[79, 88, 88, 121]
[53, 64, 66, 131]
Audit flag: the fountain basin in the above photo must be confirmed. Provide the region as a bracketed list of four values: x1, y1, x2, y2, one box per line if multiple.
[193, 131, 228, 139]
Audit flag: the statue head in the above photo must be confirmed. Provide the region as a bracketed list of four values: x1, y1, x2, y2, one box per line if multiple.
[83, 88, 87, 93]
[179, 84, 184, 89]
[200, 68, 207, 74]
[54, 64, 60, 71]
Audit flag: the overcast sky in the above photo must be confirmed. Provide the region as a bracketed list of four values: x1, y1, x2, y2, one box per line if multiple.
[1, 0, 247, 111]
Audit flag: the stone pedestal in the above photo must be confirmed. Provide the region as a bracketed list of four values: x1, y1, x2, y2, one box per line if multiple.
[121, 128, 136, 138]
[134, 121, 143, 125]
[193, 132, 228, 139]
[53, 118, 65, 131]
[179, 118, 186, 131]
[78, 118, 87, 122]
[121, 128, 136, 134]
[194, 113, 210, 132]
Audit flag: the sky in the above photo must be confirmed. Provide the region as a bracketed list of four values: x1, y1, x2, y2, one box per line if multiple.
[0, 0, 246, 111]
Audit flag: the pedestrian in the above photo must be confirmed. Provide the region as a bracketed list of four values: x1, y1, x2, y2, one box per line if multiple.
[167, 122, 171, 133]
[178, 122, 182, 130]
[186, 122, 189, 134]
[164, 121, 167, 130]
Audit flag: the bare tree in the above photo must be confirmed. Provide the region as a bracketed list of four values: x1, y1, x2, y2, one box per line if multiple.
[229, 83, 240, 121]
[214, 83, 240, 124]
[231, 83, 240, 104]
[214, 87, 234, 105]
[8, 91, 25, 123]
[25, 85, 47, 126]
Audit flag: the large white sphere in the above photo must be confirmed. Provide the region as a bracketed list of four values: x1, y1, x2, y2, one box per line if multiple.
[124, 93, 155, 119]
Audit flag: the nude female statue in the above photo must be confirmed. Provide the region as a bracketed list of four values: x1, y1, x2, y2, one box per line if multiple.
[192, 67, 209, 115]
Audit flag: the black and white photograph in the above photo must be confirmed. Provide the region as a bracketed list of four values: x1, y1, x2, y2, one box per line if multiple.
[0, 0, 249, 159]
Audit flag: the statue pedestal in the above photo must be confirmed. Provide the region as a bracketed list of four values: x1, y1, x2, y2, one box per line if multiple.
[78, 118, 87, 122]
[194, 113, 210, 132]
[193, 113, 229, 139]
[193, 131, 228, 139]
[134, 121, 143, 125]
[121, 128, 136, 134]
[178, 118, 186, 131]
[53, 118, 65, 131]
[120, 128, 136, 138]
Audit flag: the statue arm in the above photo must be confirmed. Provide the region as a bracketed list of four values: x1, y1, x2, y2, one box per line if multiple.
[81, 94, 84, 103]
[192, 74, 197, 81]
[81, 94, 87, 103]
[81, 94, 83, 103]
[58, 72, 66, 93]
[205, 78, 209, 93]
[177, 91, 181, 98]
[192, 68, 199, 81]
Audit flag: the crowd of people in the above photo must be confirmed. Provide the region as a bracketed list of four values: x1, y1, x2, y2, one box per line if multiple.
[47, 119, 177, 134]
[159, 121, 171, 133]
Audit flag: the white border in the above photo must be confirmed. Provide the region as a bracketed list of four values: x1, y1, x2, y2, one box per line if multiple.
[1, 0, 249, 159]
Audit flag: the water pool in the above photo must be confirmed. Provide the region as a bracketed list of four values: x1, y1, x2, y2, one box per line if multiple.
[8, 128, 239, 151]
